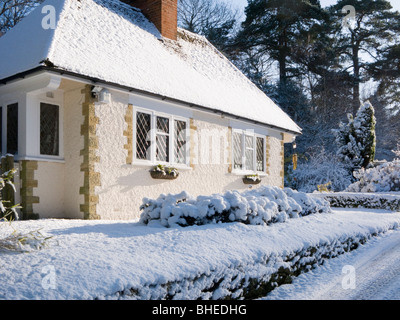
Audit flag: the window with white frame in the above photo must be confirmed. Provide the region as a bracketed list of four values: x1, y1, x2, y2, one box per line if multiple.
[136, 111, 151, 160]
[156, 116, 170, 162]
[174, 119, 187, 164]
[232, 130, 265, 173]
[256, 136, 265, 172]
[135, 109, 188, 165]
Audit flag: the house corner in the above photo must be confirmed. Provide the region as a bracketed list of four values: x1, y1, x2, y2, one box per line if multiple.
[79, 85, 101, 220]
[19, 160, 40, 220]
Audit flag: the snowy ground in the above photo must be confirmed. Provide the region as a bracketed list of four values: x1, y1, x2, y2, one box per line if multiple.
[1, 208, 400, 300]
[263, 219, 400, 300]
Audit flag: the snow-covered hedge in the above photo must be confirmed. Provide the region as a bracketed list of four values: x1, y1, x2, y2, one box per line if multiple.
[139, 186, 331, 227]
[311, 192, 400, 211]
[346, 160, 400, 192]
[114, 225, 394, 300]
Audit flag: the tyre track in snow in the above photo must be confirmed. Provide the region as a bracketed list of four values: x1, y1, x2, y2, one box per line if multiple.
[264, 229, 400, 300]
[316, 230, 400, 300]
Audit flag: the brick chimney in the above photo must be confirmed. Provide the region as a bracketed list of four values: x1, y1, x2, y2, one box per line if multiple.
[122, 0, 178, 40]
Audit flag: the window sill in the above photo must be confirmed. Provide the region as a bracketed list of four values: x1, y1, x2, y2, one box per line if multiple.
[15, 155, 65, 163]
[231, 170, 268, 177]
[132, 161, 193, 171]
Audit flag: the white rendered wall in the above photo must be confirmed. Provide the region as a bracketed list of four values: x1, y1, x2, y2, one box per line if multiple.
[94, 89, 286, 220]
[33, 161, 65, 218]
[25, 80, 84, 219]
[0, 75, 286, 220]
[62, 84, 85, 219]
[28, 80, 86, 219]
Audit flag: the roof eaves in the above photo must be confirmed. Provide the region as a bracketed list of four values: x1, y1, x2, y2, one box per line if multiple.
[0, 66, 302, 136]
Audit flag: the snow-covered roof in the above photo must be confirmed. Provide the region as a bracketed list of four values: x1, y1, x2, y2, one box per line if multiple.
[0, 0, 301, 135]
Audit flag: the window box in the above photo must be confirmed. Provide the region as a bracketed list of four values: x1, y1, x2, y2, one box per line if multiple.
[242, 174, 262, 185]
[150, 164, 179, 180]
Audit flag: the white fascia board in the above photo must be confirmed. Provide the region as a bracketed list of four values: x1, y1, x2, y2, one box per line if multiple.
[0, 72, 62, 97]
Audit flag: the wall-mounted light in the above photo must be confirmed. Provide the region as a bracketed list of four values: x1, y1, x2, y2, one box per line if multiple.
[91, 86, 111, 104]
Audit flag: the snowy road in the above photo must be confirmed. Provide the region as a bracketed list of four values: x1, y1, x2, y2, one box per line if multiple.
[264, 229, 400, 300]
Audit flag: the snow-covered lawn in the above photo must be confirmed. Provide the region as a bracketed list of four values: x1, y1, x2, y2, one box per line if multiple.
[1, 208, 400, 300]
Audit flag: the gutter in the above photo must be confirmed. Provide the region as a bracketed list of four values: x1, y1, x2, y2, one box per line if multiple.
[0, 66, 302, 136]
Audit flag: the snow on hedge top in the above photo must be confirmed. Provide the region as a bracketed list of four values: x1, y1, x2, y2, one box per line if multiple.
[0, 0, 301, 134]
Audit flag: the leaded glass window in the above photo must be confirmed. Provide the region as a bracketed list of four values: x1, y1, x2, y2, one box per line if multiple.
[136, 112, 151, 160]
[233, 132, 243, 170]
[232, 130, 265, 172]
[174, 120, 186, 164]
[7, 103, 18, 155]
[156, 116, 169, 162]
[134, 110, 188, 165]
[245, 134, 254, 171]
[40, 103, 59, 156]
[256, 137, 265, 172]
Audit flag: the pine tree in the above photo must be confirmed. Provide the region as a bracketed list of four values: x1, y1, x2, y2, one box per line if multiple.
[329, 0, 400, 115]
[236, 0, 326, 86]
[369, 44, 400, 115]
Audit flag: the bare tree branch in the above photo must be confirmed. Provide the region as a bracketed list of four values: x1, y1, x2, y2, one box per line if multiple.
[178, 0, 240, 52]
[0, 0, 43, 33]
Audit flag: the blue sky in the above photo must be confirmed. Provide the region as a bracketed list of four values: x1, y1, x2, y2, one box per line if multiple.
[231, 0, 400, 14]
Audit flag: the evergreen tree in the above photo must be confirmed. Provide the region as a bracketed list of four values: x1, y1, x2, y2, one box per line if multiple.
[368, 44, 400, 114]
[353, 101, 376, 168]
[233, 0, 327, 127]
[334, 113, 361, 168]
[368, 93, 398, 160]
[236, 0, 326, 86]
[334, 101, 376, 170]
[329, 0, 400, 115]
[268, 80, 311, 124]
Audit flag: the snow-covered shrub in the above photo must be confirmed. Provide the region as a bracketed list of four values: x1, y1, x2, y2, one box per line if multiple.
[0, 167, 19, 221]
[392, 143, 400, 159]
[346, 160, 400, 192]
[286, 149, 353, 193]
[0, 166, 54, 252]
[139, 186, 331, 227]
[0, 227, 54, 252]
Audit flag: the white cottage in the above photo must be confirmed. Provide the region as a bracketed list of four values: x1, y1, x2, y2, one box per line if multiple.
[0, 0, 301, 220]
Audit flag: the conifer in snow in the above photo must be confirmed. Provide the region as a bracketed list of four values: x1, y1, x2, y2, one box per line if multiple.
[334, 101, 376, 171]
